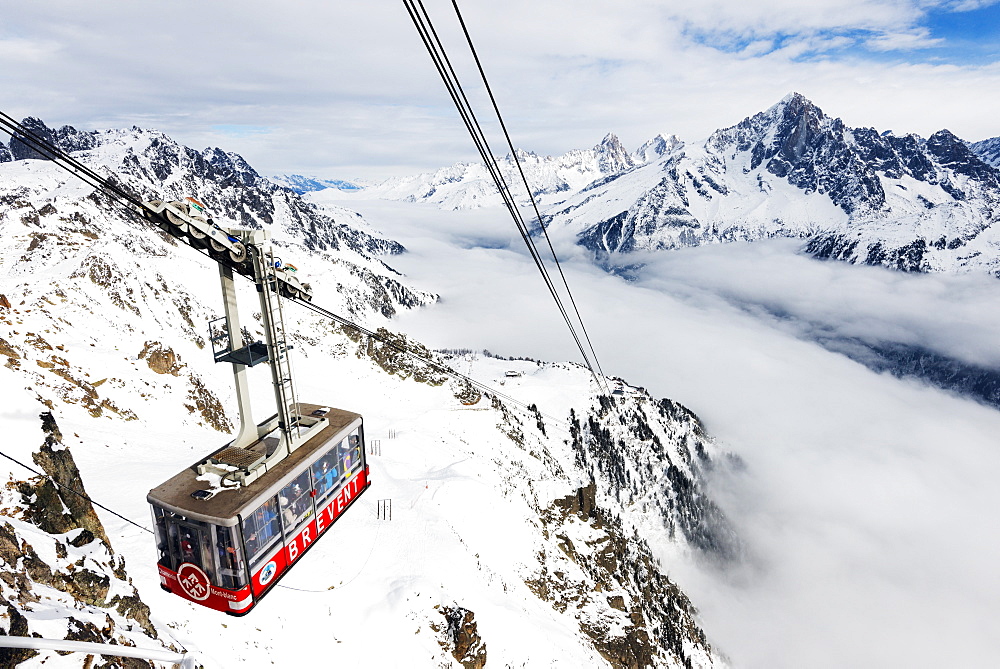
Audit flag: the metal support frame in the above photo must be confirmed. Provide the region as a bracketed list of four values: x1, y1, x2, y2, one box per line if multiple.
[197, 228, 316, 487]
[218, 264, 258, 450]
[249, 242, 301, 456]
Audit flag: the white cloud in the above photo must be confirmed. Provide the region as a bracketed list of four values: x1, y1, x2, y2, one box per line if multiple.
[330, 197, 1000, 667]
[0, 37, 59, 62]
[2, 1, 999, 179]
[865, 28, 945, 51]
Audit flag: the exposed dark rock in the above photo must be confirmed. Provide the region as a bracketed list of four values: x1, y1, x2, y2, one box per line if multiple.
[0, 594, 37, 664]
[530, 485, 713, 668]
[434, 606, 488, 669]
[347, 326, 447, 386]
[16, 412, 110, 547]
[109, 595, 157, 638]
[137, 342, 183, 376]
[62, 567, 111, 606]
[184, 374, 233, 433]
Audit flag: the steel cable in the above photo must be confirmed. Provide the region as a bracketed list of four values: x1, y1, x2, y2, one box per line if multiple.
[402, 0, 610, 394]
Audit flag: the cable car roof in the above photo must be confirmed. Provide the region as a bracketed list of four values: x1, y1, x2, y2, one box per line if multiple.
[147, 404, 361, 526]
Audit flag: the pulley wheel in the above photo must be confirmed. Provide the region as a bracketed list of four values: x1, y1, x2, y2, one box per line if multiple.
[164, 210, 188, 232]
[228, 242, 247, 264]
[209, 238, 227, 253]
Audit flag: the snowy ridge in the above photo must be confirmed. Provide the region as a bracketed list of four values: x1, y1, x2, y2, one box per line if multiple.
[0, 124, 731, 666]
[554, 93, 1000, 274]
[360, 133, 678, 211]
[0, 118, 437, 318]
[268, 174, 363, 195]
[363, 93, 1000, 277]
[970, 135, 1000, 169]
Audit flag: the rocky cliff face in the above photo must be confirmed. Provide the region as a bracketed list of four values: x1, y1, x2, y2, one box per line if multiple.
[0, 410, 177, 666]
[474, 358, 733, 668]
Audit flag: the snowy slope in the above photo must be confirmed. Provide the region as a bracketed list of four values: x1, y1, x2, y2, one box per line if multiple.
[0, 125, 730, 667]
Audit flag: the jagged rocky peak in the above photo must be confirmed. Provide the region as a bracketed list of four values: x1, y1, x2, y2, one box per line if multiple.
[595, 133, 635, 174]
[926, 129, 998, 180]
[711, 91, 837, 159]
[634, 133, 681, 163]
[2, 116, 99, 161]
[3, 115, 407, 256]
[705, 92, 895, 214]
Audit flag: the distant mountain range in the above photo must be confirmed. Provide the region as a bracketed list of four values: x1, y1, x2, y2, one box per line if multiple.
[354, 93, 1000, 277]
[269, 173, 362, 194]
[970, 136, 1000, 169]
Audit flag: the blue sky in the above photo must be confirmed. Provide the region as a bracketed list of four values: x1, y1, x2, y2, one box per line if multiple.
[688, 0, 1000, 62]
[2, 0, 1000, 178]
[924, 2, 1000, 61]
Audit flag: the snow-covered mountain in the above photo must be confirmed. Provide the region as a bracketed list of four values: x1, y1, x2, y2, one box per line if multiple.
[1, 118, 435, 318]
[269, 174, 363, 195]
[361, 133, 680, 211]
[0, 121, 732, 667]
[970, 136, 1000, 169]
[362, 93, 1000, 277]
[560, 93, 1000, 272]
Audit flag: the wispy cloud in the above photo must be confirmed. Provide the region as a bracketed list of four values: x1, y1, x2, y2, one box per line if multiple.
[864, 28, 945, 51]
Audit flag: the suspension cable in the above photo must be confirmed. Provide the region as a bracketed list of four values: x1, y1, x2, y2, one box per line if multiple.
[448, 0, 610, 388]
[402, 0, 611, 396]
[0, 112, 576, 427]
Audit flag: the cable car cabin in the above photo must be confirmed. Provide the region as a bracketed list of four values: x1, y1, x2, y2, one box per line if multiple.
[147, 404, 370, 615]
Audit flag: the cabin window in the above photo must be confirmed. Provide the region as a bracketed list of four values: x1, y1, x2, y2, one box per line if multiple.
[341, 430, 362, 476]
[150, 505, 218, 583]
[279, 469, 314, 537]
[311, 451, 339, 503]
[152, 506, 170, 567]
[214, 525, 248, 589]
[242, 496, 281, 565]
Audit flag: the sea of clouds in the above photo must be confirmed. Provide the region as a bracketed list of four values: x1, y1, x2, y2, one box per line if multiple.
[322, 196, 1000, 668]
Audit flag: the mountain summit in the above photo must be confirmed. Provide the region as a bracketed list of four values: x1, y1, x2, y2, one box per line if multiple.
[552, 93, 1000, 274]
[355, 92, 1000, 276]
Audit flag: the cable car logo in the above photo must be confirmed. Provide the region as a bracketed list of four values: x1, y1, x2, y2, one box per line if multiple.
[258, 560, 278, 586]
[177, 563, 211, 602]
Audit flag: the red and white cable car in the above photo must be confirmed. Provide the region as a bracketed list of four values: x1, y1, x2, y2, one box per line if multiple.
[148, 405, 368, 614]
[146, 223, 370, 615]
